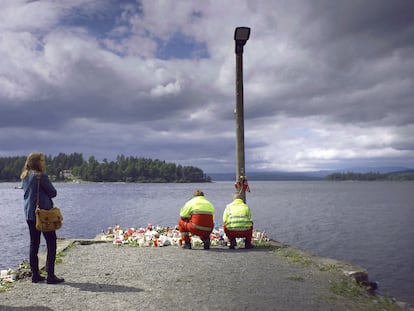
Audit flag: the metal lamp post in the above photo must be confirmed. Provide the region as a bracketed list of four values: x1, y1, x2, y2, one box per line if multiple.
[234, 27, 250, 203]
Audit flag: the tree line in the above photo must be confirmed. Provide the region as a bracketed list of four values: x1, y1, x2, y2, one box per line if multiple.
[0, 153, 211, 183]
[324, 171, 414, 181]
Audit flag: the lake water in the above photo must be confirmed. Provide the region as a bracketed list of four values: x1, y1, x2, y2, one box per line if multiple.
[1, 181, 413, 305]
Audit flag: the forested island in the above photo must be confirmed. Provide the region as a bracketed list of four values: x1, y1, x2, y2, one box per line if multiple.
[324, 171, 414, 181]
[0, 153, 211, 183]
[2, 153, 413, 182]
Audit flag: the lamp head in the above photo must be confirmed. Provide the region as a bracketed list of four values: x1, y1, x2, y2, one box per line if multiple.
[234, 27, 250, 41]
[234, 27, 250, 54]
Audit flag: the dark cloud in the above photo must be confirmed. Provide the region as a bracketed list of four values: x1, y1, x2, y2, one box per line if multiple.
[0, 0, 413, 172]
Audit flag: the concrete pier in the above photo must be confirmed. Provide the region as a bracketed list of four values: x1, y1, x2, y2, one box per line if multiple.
[1, 238, 411, 311]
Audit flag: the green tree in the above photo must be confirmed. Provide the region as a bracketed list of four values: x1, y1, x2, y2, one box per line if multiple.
[0, 153, 211, 183]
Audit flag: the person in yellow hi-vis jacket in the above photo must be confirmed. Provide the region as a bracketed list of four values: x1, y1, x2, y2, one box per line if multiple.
[223, 192, 253, 249]
[178, 189, 215, 250]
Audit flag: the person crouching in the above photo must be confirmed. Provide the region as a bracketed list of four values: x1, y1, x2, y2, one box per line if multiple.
[178, 190, 215, 250]
[223, 192, 253, 249]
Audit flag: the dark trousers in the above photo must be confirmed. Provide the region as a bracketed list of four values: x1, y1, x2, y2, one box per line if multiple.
[27, 220, 57, 276]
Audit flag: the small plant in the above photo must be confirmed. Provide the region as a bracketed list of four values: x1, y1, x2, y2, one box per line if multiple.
[127, 240, 139, 247]
[0, 280, 15, 292]
[55, 251, 66, 264]
[330, 279, 362, 298]
[328, 279, 403, 310]
[287, 276, 305, 282]
[319, 264, 339, 272]
[376, 293, 402, 309]
[0, 269, 17, 292]
[18, 260, 30, 270]
[253, 240, 271, 248]
[276, 248, 313, 266]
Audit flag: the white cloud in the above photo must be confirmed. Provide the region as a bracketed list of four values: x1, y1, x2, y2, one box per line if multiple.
[150, 80, 181, 97]
[0, 0, 413, 173]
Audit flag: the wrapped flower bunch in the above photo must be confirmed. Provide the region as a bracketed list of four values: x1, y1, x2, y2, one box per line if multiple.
[100, 224, 270, 248]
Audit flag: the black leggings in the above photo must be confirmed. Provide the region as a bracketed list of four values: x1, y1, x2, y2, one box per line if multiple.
[27, 220, 57, 276]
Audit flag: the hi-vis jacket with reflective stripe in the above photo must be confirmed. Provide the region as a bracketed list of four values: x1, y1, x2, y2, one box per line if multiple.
[180, 196, 215, 219]
[223, 198, 252, 230]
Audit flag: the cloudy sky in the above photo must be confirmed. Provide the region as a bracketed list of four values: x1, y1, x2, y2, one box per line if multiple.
[1, 0, 413, 173]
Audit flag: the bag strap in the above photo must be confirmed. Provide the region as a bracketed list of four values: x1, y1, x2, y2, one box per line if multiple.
[36, 173, 41, 209]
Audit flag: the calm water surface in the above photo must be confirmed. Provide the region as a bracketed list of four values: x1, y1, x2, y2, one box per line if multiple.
[1, 181, 413, 304]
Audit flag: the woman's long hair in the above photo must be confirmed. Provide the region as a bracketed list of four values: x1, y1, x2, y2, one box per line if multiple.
[20, 152, 44, 179]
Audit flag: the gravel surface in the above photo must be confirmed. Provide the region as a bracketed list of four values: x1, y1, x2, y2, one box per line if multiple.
[0, 241, 408, 311]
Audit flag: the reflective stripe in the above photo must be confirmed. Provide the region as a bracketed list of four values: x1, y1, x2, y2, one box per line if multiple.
[227, 220, 252, 225]
[227, 217, 251, 222]
[227, 217, 251, 225]
[226, 212, 252, 229]
[193, 223, 213, 231]
[227, 224, 252, 229]
[226, 226, 252, 231]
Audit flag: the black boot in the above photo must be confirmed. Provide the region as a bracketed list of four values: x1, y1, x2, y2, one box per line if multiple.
[183, 242, 192, 249]
[202, 238, 210, 250]
[229, 239, 236, 250]
[46, 275, 64, 284]
[245, 240, 254, 249]
[31, 273, 45, 283]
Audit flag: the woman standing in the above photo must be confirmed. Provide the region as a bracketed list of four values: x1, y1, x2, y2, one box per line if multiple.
[20, 152, 64, 284]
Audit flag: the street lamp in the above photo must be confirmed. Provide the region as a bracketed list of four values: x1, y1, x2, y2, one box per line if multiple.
[234, 27, 250, 53]
[234, 27, 250, 203]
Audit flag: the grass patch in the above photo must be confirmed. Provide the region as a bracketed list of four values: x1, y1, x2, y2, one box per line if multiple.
[55, 241, 76, 264]
[0, 280, 15, 292]
[55, 250, 66, 264]
[319, 264, 339, 272]
[328, 279, 404, 311]
[287, 276, 305, 282]
[330, 279, 363, 298]
[0, 269, 19, 292]
[252, 240, 272, 248]
[276, 248, 313, 266]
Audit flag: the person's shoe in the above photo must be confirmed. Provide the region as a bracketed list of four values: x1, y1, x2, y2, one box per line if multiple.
[32, 274, 45, 283]
[229, 239, 236, 250]
[46, 275, 65, 284]
[245, 242, 254, 249]
[202, 238, 210, 250]
[183, 242, 192, 249]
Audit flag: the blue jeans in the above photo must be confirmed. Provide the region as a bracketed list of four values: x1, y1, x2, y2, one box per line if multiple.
[27, 220, 57, 276]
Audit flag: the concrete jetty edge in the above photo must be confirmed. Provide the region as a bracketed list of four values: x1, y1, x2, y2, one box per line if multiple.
[12, 236, 412, 311]
[49, 236, 370, 285]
